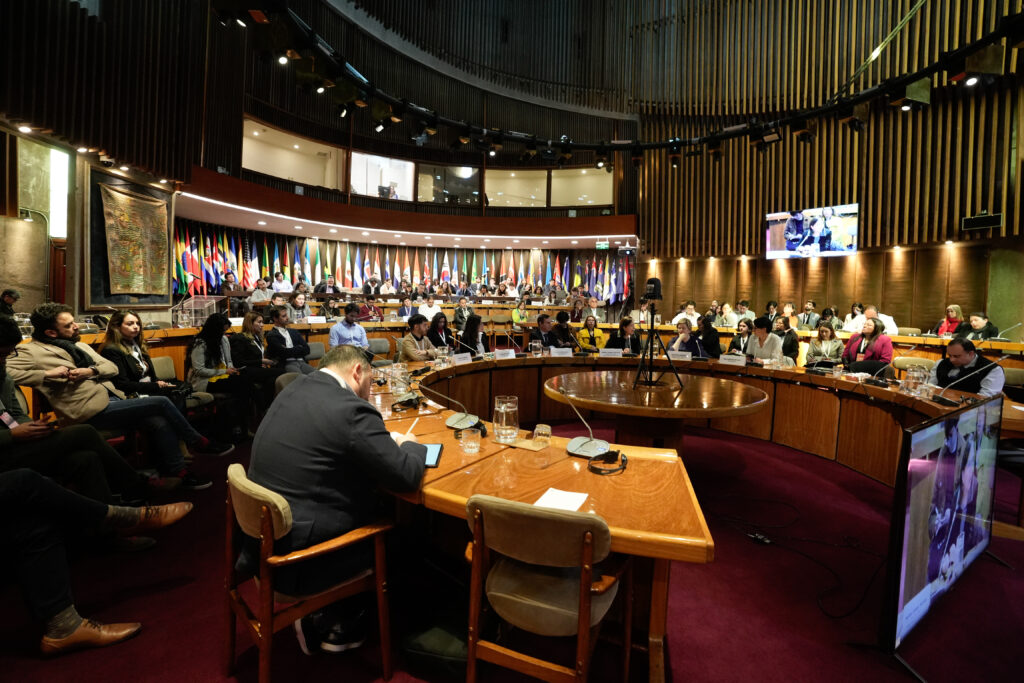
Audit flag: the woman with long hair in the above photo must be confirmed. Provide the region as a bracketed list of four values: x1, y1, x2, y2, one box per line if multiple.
[697, 314, 722, 358]
[935, 304, 964, 336]
[99, 310, 184, 399]
[457, 314, 490, 355]
[605, 317, 642, 354]
[187, 313, 251, 439]
[229, 311, 286, 410]
[841, 317, 893, 365]
[286, 292, 312, 320]
[427, 312, 455, 350]
[806, 323, 843, 365]
[727, 318, 753, 355]
[772, 315, 800, 364]
[569, 297, 586, 323]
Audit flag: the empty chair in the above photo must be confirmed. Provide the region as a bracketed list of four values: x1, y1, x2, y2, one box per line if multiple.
[367, 337, 392, 367]
[465, 494, 631, 683]
[305, 341, 325, 364]
[224, 464, 394, 683]
[1003, 367, 1024, 403]
[150, 355, 214, 409]
[896, 327, 922, 336]
[892, 356, 935, 379]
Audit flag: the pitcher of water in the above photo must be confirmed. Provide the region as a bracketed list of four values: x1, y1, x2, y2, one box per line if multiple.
[493, 395, 519, 444]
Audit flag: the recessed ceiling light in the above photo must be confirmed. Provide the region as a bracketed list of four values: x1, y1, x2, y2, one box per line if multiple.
[394, 234, 401, 238]
[614, 241, 621, 245]
[361, 231, 369, 236]
[506, 246, 512, 250]
[571, 240, 579, 244]
[316, 86, 325, 94]
[277, 55, 289, 65]
[76, 147, 87, 153]
[400, 242, 406, 246]
[329, 228, 337, 233]
[454, 237, 461, 241]
[252, 131, 259, 136]
[159, 179, 168, 184]
[893, 244, 901, 250]
[17, 125, 31, 133]
[371, 239, 378, 243]
[581, 170, 587, 174]
[542, 240, 549, 244]
[513, 239, 520, 243]
[257, 220, 266, 226]
[342, 238, 349, 242]
[510, 172, 516, 177]
[119, 165, 129, 171]
[294, 225, 303, 230]
[484, 239, 491, 242]
[425, 236, 431, 240]
[293, 144, 299, 149]
[945, 240, 954, 245]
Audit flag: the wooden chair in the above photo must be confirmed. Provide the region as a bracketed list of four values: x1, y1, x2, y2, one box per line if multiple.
[897, 326, 922, 336]
[465, 494, 632, 683]
[224, 463, 394, 683]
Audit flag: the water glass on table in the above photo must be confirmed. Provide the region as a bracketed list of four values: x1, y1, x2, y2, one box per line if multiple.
[460, 427, 481, 454]
[494, 395, 519, 444]
[530, 341, 543, 358]
[533, 423, 552, 449]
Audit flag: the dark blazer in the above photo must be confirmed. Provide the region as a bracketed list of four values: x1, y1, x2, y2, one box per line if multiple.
[698, 327, 722, 358]
[954, 321, 1000, 340]
[99, 346, 164, 395]
[605, 333, 642, 354]
[397, 305, 414, 317]
[453, 306, 474, 331]
[361, 283, 382, 296]
[456, 332, 490, 355]
[529, 327, 556, 348]
[427, 327, 456, 350]
[667, 335, 705, 357]
[246, 371, 426, 594]
[775, 330, 799, 362]
[265, 326, 310, 363]
[728, 334, 752, 355]
[229, 334, 266, 369]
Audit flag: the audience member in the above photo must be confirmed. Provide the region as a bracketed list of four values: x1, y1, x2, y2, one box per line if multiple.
[798, 300, 820, 328]
[529, 313, 557, 348]
[453, 297, 474, 331]
[7, 304, 228, 489]
[457, 314, 490, 355]
[818, 307, 841, 331]
[773, 316, 800, 363]
[398, 314, 438, 362]
[247, 279, 272, 305]
[358, 295, 383, 322]
[843, 302, 864, 329]
[329, 304, 369, 350]
[187, 313, 252, 439]
[735, 300, 755, 323]
[671, 300, 699, 327]
[313, 275, 339, 295]
[605, 317, 642, 355]
[843, 304, 898, 335]
[704, 300, 720, 318]
[697, 315, 722, 358]
[764, 300, 779, 322]
[667, 319, 704, 356]
[380, 279, 396, 296]
[781, 302, 799, 330]
[417, 295, 442, 322]
[362, 277, 382, 296]
[715, 303, 738, 328]
[511, 299, 530, 330]
[582, 296, 606, 324]
[806, 324, 843, 365]
[577, 315, 605, 352]
[928, 338, 1005, 397]
[551, 311, 577, 349]
[727, 318, 753, 355]
[747, 316, 784, 364]
[265, 306, 315, 375]
[841, 317, 893, 365]
[229, 312, 286, 411]
[286, 292, 312, 321]
[934, 304, 965, 336]
[2, 468, 192, 656]
[569, 298, 585, 323]
[98, 310, 187, 404]
[426, 312, 455, 350]
[0, 288, 20, 316]
[271, 272, 293, 293]
[956, 312, 999, 340]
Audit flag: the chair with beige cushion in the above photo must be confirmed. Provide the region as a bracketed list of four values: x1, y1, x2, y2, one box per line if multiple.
[224, 463, 394, 683]
[273, 372, 300, 396]
[897, 326, 922, 336]
[150, 355, 214, 409]
[465, 494, 632, 683]
[892, 355, 935, 379]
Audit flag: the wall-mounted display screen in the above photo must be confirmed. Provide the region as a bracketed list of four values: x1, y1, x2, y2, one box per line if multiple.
[765, 203, 858, 259]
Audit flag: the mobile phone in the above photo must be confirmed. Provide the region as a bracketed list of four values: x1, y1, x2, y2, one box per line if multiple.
[423, 443, 443, 468]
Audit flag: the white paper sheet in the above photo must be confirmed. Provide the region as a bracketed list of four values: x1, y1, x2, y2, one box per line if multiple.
[534, 488, 589, 512]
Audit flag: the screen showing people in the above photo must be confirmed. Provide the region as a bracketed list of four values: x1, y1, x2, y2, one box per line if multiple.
[765, 203, 858, 260]
[891, 399, 1000, 649]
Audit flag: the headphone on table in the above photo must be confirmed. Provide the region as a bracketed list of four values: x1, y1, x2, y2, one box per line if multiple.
[587, 450, 628, 475]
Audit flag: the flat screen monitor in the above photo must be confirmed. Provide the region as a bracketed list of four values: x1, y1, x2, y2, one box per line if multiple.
[765, 203, 858, 260]
[882, 396, 1002, 651]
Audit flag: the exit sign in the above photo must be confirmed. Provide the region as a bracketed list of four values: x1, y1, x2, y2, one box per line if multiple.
[595, 241, 610, 250]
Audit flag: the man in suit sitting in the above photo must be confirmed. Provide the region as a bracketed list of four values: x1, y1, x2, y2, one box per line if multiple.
[6, 304, 228, 490]
[265, 305, 315, 375]
[453, 297, 474, 332]
[529, 313, 557, 348]
[244, 344, 427, 654]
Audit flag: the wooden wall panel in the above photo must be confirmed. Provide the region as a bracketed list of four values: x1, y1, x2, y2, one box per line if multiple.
[913, 249, 949, 331]
[827, 253, 858, 315]
[803, 259, 828, 315]
[947, 245, 990, 317]
[882, 250, 915, 329]
[854, 253, 885, 313]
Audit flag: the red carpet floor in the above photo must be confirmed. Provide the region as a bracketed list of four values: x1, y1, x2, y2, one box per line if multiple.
[2, 425, 1023, 682]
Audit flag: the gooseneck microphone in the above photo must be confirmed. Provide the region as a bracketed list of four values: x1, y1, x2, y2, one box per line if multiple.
[933, 354, 1009, 406]
[415, 379, 484, 431]
[557, 386, 611, 458]
[976, 321, 1021, 346]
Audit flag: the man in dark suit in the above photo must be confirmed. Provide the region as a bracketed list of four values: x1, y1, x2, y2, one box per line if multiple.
[529, 313, 556, 348]
[245, 344, 426, 653]
[264, 306, 315, 374]
[453, 296, 474, 331]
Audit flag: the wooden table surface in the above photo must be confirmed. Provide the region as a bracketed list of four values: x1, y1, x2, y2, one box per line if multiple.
[543, 369, 769, 420]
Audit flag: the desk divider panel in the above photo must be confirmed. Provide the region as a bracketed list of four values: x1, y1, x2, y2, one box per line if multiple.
[772, 382, 840, 460]
[836, 397, 904, 485]
[709, 375, 775, 440]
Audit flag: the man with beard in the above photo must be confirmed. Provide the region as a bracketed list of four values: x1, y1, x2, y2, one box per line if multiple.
[6, 304, 233, 490]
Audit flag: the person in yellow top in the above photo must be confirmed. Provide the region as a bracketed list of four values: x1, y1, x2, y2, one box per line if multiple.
[511, 299, 531, 329]
[576, 315, 606, 352]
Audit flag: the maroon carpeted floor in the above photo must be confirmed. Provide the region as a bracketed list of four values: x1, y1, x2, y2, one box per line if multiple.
[2, 425, 1023, 682]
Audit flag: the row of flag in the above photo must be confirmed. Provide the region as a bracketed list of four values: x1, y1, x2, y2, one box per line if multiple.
[172, 222, 631, 303]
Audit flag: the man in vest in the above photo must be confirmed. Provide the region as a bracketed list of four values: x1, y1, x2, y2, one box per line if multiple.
[928, 338, 1005, 397]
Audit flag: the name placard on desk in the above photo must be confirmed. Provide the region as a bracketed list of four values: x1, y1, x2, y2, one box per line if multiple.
[495, 349, 517, 360]
[481, 299, 494, 304]
[452, 352, 473, 366]
[718, 354, 747, 366]
[550, 347, 573, 357]
[667, 350, 692, 361]
[599, 348, 623, 358]
[306, 316, 327, 324]
[228, 317, 244, 326]
[387, 299, 400, 303]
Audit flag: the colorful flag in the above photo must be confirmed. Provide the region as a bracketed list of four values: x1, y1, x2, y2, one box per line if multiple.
[623, 257, 630, 299]
[480, 250, 488, 279]
[441, 251, 451, 282]
[403, 248, 411, 284]
[384, 247, 391, 285]
[545, 252, 552, 284]
[423, 251, 430, 283]
[272, 240, 281, 281]
[353, 246, 363, 288]
[608, 256, 617, 303]
[574, 257, 583, 288]
[432, 250, 439, 283]
[413, 249, 420, 284]
[312, 239, 321, 284]
[471, 251, 478, 282]
[373, 247, 381, 281]
[335, 242, 344, 284]
[363, 248, 372, 284]
[344, 243, 353, 287]
[508, 250, 515, 285]
[261, 237, 270, 280]
[517, 251, 524, 284]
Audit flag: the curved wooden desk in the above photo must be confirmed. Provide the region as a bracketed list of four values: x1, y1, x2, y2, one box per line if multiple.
[543, 369, 769, 449]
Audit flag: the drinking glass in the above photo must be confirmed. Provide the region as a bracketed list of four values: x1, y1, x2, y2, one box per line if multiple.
[390, 362, 409, 393]
[832, 365, 843, 378]
[460, 428, 481, 454]
[533, 423, 552, 449]
[530, 340, 543, 358]
[493, 395, 520, 444]
[436, 346, 450, 368]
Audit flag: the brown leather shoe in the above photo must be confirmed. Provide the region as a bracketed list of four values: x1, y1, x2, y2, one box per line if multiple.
[122, 502, 193, 534]
[40, 619, 141, 656]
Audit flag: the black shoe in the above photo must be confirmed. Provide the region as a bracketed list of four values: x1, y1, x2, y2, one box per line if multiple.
[191, 440, 235, 457]
[320, 610, 367, 653]
[294, 615, 322, 656]
[180, 471, 212, 491]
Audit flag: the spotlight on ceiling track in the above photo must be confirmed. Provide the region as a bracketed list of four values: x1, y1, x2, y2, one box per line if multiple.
[889, 77, 931, 110]
[838, 102, 871, 133]
[790, 118, 817, 144]
[947, 43, 1004, 87]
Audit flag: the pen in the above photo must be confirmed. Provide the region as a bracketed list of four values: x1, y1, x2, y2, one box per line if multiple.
[404, 417, 419, 436]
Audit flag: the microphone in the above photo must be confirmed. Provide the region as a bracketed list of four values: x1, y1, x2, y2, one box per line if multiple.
[565, 327, 591, 356]
[415, 379, 485, 431]
[933, 354, 1009, 406]
[976, 321, 1021, 346]
[557, 387, 611, 458]
[861, 344, 917, 387]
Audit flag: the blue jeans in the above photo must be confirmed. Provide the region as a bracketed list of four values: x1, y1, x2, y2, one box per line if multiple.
[88, 396, 201, 475]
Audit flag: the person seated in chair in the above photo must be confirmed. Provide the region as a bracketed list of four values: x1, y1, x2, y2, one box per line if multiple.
[841, 317, 893, 366]
[286, 292, 312, 322]
[550, 311, 577, 350]
[772, 316, 800, 364]
[667, 319, 705, 356]
[313, 275, 339, 295]
[577, 315, 605, 352]
[954, 312, 999, 341]
[747, 316, 784, 365]
[417, 295, 442, 322]
[265, 306, 316, 375]
[329, 304, 369, 350]
[806, 323, 843, 366]
[358, 295, 383, 322]
[244, 345, 427, 654]
[98, 310, 188, 404]
[453, 297, 474, 332]
[604, 317, 642, 355]
[696, 315, 722, 359]
[230, 312, 286, 412]
[457, 314, 490, 356]
[528, 314, 558, 348]
[398, 314, 438, 362]
[927, 338, 1005, 398]
[396, 297, 415, 319]
[426, 312, 456, 351]
[187, 313, 253, 440]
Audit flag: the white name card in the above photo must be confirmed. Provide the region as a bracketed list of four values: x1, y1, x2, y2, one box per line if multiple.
[495, 348, 517, 360]
[599, 348, 623, 358]
[550, 347, 573, 357]
[452, 352, 473, 366]
[481, 299, 494, 304]
[718, 354, 747, 366]
[228, 317, 244, 326]
[667, 351, 692, 361]
[387, 298, 400, 303]
[306, 316, 327, 324]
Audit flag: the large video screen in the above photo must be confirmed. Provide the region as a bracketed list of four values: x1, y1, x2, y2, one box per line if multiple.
[765, 203, 858, 260]
[886, 398, 1001, 650]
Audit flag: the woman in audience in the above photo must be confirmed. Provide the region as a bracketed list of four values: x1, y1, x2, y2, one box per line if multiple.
[727, 318, 754, 355]
[697, 314, 722, 358]
[781, 302, 799, 330]
[934, 304, 964, 336]
[519, 283, 535, 299]
[457, 314, 490, 355]
[578, 315, 605, 352]
[635, 300, 651, 325]
[551, 310, 576, 349]
[806, 324, 843, 366]
[956, 311, 1000, 340]
[715, 303, 738, 328]
[286, 292, 312, 321]
[322, 297, 343, 321]
[605, 317, 642, 354]
[748, 316, 784, 364]
[496, 282, 510, 297]
[187, 313, 251, 439]
[843, 302, 864, 328]
[773, 316, 800, 364]
[667, 319, 705, 356]
[98, 310, 187, 401]
[426, 312, 456, 350]
[841, 317, 893, 365]
[436, 281, 454, 301]
[229, 312, 285, 411]
[511, 299, 530, 330]
[569, 297, 586, 323]
[818, 307, 841, 331]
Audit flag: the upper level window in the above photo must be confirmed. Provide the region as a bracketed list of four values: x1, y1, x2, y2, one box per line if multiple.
[486, 169, 547, 207]
[242, 119, 344, 189]
[351, 152, 414, 201]
[550, 168, 612, 207]
[417, 165, 480, 204]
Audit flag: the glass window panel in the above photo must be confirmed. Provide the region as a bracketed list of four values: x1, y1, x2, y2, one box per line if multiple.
[550, 168, 613, 207]
[417, 165, 480, 204]
[485, 169, 548, 208]
[350, 151, 415, 200]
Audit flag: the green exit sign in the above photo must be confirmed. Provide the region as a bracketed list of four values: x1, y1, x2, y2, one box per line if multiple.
[595, 241, 610, 250]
